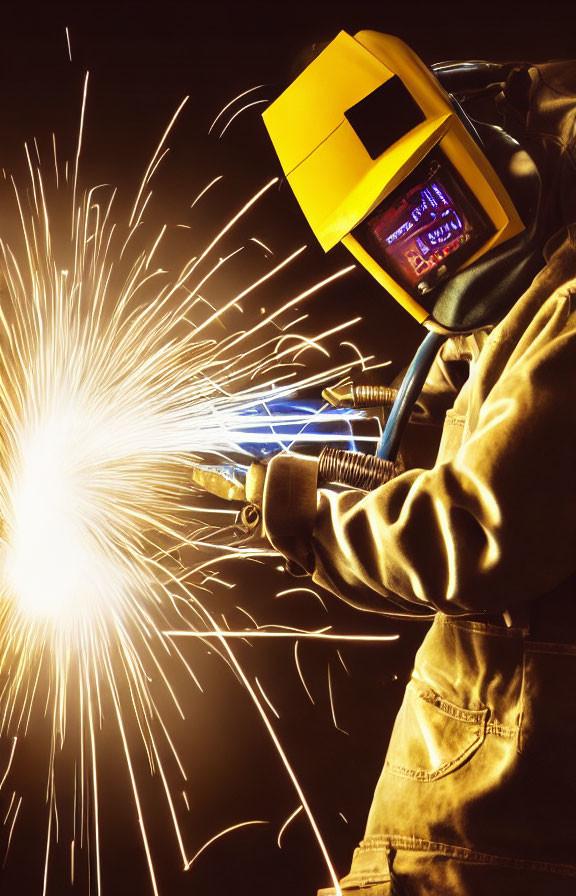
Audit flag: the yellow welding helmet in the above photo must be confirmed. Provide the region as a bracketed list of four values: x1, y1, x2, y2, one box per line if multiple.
[263, 31, 542, 333]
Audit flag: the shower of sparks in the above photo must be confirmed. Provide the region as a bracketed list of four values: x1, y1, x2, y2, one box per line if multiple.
[276, 586, 327, 604]
[166, 631, 399, 642]
[190, 175, 223, 209]
[0, 740, 17, 790]
[254, 676, 280, 719]
[250, 237, 273, 256]
[0, 86, 398, 896]
[336, 649, 351, 677]
[327, 664, 348, 736]
[208, 85, 266, 135]
[294, 640, 315, 705]
[277, 805, 302, 848]
[184, 819, 268, 870]
[218, 99, 270, 139]
[278, 585, 329, 612]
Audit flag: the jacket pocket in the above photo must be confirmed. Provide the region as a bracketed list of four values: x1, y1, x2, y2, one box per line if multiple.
[384, 679, 488, 781]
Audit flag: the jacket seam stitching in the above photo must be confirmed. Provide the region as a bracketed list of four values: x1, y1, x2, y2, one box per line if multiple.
[436, 616, 525, 638]
[486, 720, 517, 737]
[385, 729, 484, 781]
[356, 835, 576, 875]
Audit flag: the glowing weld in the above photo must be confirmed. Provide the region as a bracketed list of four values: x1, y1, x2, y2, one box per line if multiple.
[0, 82, 393, 895]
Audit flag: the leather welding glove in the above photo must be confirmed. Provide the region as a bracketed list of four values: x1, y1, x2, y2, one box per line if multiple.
[241, 459, 311, 576]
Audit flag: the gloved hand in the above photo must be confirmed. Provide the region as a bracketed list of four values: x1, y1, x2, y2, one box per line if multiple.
[190, 454, 316, 569]
[243, 459, 311, 576]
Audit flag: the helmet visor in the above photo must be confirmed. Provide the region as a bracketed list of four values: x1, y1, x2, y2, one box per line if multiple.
[352, 149, 495, 310]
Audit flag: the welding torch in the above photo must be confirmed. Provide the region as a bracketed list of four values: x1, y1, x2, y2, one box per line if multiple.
[190, 345, 438, 530]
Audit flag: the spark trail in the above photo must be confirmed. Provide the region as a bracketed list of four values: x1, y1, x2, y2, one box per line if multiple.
[0, 93, 390, 896]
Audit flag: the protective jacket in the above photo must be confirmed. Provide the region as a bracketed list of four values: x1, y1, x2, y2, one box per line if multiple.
[263, 230, 576, 896]
[261, 59, 576, 895]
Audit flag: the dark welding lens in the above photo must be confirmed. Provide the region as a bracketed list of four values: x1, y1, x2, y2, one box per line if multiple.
[353, 150, 495, 309]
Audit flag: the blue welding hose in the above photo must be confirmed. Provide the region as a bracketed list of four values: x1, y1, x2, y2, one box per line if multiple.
[377, 330, 448, 462]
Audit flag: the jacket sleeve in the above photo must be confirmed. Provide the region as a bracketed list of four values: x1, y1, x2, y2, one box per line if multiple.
[262, 282, 576, 617]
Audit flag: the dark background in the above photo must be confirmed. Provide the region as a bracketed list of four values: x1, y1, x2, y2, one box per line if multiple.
[0, 2, 572, 895]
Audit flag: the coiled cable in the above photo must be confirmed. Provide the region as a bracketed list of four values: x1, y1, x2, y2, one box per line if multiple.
[318, 446, 397, 491]
[352, 384, 397, 408]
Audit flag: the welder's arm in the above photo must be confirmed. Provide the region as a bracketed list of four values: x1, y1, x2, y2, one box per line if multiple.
[262, 285, 576, 617]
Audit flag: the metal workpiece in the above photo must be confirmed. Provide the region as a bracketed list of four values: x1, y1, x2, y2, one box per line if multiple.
[318, 445, 397, 491]
[190, 463, 247, 502]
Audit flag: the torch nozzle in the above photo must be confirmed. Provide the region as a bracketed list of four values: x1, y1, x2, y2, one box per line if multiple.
[322, 383, 398, 409]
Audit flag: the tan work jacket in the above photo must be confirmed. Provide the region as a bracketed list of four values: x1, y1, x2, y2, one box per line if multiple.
[263, 231, 576, 894]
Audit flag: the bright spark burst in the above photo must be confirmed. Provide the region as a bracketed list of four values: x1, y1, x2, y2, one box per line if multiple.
[0, 88, 394, 896]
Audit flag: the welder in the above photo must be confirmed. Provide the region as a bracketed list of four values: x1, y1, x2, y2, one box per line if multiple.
[254, 32, 576, 896]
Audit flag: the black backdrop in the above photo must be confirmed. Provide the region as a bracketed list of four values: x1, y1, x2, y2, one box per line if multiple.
[0, 3, 572, 895]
